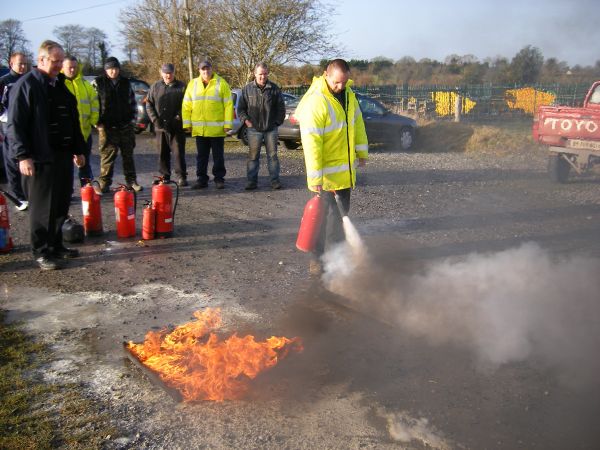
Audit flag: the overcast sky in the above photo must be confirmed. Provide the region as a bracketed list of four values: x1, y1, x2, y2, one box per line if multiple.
[7, 0, 600, 67]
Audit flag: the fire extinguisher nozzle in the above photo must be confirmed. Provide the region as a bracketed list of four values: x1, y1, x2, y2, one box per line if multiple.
[333, 193, 347, 218]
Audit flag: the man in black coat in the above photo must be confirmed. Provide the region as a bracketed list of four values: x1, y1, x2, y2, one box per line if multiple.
[8, 40, 86, 270]
[94, 57, 142, 193]
[146, 63, 188, 186]
[237, 62, 286, 190]
[0, 52, 29, 210]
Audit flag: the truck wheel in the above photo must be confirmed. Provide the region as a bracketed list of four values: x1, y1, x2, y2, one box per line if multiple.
[283, 140, 300, 150]
[548, 154, 570, 183]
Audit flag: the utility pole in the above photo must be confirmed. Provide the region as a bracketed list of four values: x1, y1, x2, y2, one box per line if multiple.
[184, 0, 194, 81]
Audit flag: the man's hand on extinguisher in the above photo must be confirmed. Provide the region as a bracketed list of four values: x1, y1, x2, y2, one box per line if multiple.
[310, 185, 322, 192]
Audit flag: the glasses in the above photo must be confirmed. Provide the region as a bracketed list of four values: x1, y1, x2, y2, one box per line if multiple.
[41, 57, 63, 64]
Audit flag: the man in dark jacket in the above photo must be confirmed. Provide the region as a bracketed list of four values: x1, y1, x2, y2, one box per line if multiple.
[8, 40, 86, 270]
[146, 63, 187, 186]
[0, 52, 29, 210]
[237, 62, 286, 190]
[94, 56, 142, 193]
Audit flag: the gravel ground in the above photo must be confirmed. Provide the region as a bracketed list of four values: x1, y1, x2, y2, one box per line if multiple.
[1, 131, 600, 449]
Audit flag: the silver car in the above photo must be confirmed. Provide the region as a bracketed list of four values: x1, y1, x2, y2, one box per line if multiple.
[275, 92, 417, 151]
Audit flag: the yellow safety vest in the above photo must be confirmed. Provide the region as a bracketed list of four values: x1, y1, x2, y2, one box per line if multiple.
[296, 76, 368, 191]
[182, 74, 234, 137]
[63, 66, 99, 140]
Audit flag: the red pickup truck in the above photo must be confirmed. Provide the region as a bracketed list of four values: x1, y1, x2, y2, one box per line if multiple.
[532, 80, 600, 182]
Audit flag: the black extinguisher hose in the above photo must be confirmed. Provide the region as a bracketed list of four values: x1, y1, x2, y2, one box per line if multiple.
[167, 180, 179, 223]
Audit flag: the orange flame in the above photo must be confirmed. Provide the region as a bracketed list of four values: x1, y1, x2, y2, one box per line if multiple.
[126, 308, 303, 401]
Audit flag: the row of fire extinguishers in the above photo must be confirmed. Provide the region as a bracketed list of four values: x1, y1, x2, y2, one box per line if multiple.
[81, 177, 179, 240]
[0, 177, 179, 254]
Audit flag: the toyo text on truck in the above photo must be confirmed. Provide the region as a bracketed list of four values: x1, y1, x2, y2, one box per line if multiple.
[532, 80, 600, 182]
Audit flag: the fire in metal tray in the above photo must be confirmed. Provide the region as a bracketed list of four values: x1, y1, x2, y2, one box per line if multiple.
[125, 308, 303, 402]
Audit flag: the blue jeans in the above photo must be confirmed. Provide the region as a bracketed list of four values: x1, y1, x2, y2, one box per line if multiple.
[246, 128, 280, 183]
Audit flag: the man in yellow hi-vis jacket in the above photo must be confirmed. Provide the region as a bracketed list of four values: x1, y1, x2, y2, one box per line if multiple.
[182, 59, 234, 189]
[62, 56, 99, 185]
[295, 59, 368, 275]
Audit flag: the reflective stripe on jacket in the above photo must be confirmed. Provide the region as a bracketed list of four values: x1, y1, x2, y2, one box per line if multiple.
[181, 74, 234, 137]
[63, 65, 99, 139]
[296, 76, 368, 191]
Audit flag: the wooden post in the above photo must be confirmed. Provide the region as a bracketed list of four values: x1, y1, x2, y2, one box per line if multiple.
[454, 92, 462, 122]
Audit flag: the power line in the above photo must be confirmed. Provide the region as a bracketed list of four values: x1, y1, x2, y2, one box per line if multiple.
[23, 0, 129, 22]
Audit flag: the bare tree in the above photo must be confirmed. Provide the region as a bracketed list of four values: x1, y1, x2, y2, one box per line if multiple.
[215, 0, 338, 86]
[86, 28, 109, 69]
[0, 19, 30, 65]
[119, 0, 337, 85]
[119, 0, 220, 82]
[54, 24, 87, 59]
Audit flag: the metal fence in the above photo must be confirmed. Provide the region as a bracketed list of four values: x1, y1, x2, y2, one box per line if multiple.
[283, 83, 594, 120]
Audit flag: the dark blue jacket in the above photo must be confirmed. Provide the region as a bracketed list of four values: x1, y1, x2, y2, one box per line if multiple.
[7, 69, 85, 163]
[0, 69, 24, 119]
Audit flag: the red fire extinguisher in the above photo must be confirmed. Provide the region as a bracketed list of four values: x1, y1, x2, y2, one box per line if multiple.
[114, 184, 136, 238]
[0, 191, 14, 253]
[296, 194, 325, 252]
[151, 177, 179, 238]
[142, 201, 155, 240]
[80, 179, 103, 236]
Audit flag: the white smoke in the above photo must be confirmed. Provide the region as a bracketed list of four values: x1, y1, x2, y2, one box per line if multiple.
[378, 409, 451, 449]
[322, 240, 600, 386]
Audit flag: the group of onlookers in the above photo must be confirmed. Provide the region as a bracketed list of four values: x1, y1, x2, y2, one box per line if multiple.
[1, 39, 369, 276]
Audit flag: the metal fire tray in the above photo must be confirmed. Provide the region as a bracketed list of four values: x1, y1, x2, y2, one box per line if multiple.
[122, 342, 183, 402]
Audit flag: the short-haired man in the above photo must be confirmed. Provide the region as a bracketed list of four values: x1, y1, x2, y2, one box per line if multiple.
[295, 59, 369, 275]
[146, 63, 188, 186]
[237, 62, 286, 190]
[62, 55, 99, 184]
[8, 40, 86, 270]
[94, 56, 142, 193]
[182, 59, 233, 190]
[0, 52, 29, 210]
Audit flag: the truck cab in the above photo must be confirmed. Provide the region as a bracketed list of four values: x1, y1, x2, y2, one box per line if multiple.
[533, 80, 600, 182]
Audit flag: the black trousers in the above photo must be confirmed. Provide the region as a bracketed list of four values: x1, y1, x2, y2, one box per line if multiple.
[195, 136, 226, 183]
[26, 154, 73, 256]
[314, 188, 351, 257]
[157, 130, 187, 179]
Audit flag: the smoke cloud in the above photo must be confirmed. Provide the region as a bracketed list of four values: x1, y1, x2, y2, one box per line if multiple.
[322, 240, 600, 386]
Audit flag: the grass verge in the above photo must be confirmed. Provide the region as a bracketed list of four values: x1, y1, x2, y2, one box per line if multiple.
[0, 309, 118, 449]
[414, 118, 546, 155]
